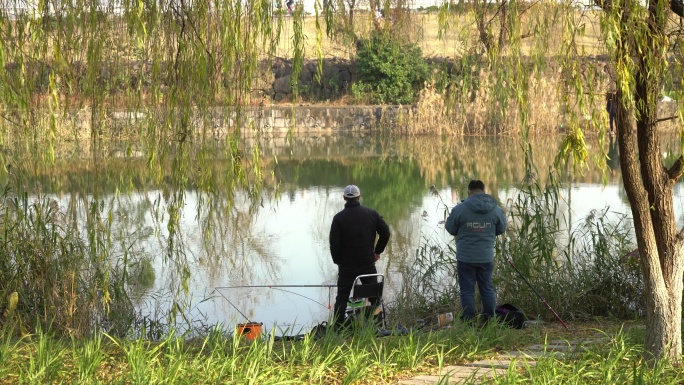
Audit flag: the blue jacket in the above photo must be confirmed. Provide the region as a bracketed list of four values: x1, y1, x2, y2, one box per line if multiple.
[445, 193, 506, 263]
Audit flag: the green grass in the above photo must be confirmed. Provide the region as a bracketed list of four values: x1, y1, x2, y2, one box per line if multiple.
[72, 332, 106, 385]
[1, 320, 680, 385]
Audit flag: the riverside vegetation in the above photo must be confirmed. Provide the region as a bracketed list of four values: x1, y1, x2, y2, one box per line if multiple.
[1, 0, 684, 383]
[0, 153, 679, 383]
[2, 319, 683, 384]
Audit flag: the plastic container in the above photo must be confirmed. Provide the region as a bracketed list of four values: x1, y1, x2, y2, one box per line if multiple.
[237, 322, 263, 341]
[437, 312, 454, 327]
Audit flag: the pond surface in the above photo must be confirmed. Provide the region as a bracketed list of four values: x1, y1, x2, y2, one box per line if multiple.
[33, 133, 684, 336]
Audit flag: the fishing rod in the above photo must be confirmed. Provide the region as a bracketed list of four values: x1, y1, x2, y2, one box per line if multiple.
[507, 258, 568, 329]
[216, 284, 337, 289]
[210, 289, 252, 323]
[269, 288, 330, 309]
[215, 284, 338, 310]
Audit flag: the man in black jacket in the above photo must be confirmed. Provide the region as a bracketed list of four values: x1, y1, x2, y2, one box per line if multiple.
[329, 185, 390, 330]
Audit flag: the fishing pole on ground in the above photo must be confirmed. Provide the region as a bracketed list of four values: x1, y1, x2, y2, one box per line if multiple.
[507, 258, 568, 329]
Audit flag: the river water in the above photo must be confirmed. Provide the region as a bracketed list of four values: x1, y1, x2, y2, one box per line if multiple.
[39, 133, 684, 336]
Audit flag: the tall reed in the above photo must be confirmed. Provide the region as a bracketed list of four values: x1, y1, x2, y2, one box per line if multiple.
[0, 173, 141, 338]
[391, 153, 641, 327]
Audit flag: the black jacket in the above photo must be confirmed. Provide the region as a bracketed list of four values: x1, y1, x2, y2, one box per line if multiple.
[329, 201, 390, 267]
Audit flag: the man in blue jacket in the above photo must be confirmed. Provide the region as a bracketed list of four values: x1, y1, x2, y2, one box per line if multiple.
[445, 180, 507, 323]
[329, 184, 390, 330]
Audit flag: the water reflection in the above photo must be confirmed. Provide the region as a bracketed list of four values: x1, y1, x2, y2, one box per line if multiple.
[18, 133, 684, 335]
[607, 134, 620, 176]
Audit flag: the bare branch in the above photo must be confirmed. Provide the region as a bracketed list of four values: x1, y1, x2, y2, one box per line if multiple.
[593, 0, 612, 13]
[666, 155, 684, 181]
[654, 115, 679, 124]
[0, 114, 19, 127]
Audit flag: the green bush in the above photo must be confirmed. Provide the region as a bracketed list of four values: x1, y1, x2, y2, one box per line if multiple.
[353, 32, 429, 104]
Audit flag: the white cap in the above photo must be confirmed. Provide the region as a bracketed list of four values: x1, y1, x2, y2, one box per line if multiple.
[343, 185, 361, 198]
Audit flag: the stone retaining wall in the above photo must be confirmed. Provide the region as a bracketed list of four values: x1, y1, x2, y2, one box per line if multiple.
[223, 105, 409, 134]
[265, 58, 356, 103]
[100, 104, 413, 139]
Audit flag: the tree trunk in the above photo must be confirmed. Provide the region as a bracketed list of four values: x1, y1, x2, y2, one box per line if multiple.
[621, 82, 684, 363]
[369, 0, 381, 31]
[347, 0, 356, 29]
[473, 0, 494, 53]
[616, 0, 684, 364]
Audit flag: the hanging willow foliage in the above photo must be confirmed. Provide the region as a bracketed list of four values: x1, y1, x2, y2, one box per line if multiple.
[0, 0, 312, 173]
[0, 0, 325, 331]
[0, 0, 553, 331]
[0, 1, 317, 234]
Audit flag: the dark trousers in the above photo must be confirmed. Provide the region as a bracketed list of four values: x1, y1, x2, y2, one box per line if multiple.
[457, 261, 496, 321]
[332, 264, 378, 328]
[609, 114, 616, 132]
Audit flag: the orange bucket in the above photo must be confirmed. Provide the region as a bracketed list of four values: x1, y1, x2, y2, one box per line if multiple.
[236, 322, 263, 341]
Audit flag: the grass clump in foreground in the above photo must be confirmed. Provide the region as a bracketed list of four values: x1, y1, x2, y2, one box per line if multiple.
[0, 319, 682, 384]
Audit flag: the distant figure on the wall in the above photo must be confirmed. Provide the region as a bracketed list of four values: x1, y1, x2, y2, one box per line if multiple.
[606, 90, 617, 134]
[287, 0, 295, 13]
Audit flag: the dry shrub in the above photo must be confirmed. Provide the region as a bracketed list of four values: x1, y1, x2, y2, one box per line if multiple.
[402, 80, 457, 135]
[527, 71, 566, 134]
[399, 63, 652, 137]
[401, 69, 568, 136]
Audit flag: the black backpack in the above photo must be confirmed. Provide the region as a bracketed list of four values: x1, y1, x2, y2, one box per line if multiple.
[495, 303, 529, 329]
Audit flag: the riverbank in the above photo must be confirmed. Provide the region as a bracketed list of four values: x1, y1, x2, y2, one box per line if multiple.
[1, 318, 673, 385]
